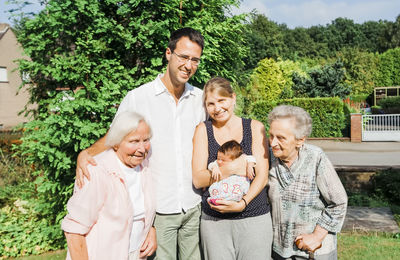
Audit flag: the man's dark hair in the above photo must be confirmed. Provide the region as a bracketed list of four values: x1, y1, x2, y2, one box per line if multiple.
[218, 140, 243, 160]
[168, 27, 204, 53]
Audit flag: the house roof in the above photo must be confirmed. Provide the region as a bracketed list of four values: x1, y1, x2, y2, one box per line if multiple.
[0, 23, 10, 41]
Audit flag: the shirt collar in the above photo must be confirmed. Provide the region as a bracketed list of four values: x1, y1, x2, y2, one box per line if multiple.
[154, 74, 198, 98]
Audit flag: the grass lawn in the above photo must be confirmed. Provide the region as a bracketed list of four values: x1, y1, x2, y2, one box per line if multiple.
[338, 232, 400, 260]
[11, 233, 400, 260]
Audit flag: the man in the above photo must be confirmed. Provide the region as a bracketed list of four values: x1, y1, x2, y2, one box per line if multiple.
[76, 27, 205, 260]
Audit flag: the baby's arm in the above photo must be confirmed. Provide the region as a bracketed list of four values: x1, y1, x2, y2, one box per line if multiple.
[246, 155, 256, 180]
[208, 160, 223, 182]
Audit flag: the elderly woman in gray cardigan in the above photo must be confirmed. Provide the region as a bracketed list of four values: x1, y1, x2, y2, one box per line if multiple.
[268, 105, 347, 260]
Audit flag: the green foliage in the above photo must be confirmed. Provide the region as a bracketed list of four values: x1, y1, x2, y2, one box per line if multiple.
[372, 169, 400, 204]
[248, 97, 348, 137]
[245, 57, 307, 105]
[246, 58, 286, 103]
[376, 47, 400, 87]
[0, 136, 33, 186]
[276, 59, 308, 99]
[0, 182, 65, 257]
[335, 48, 379, 95]
[378, 96, 400, 113]
[242, 13, 285, 70]
[292, 61, 352, 99]
[12, 0, 247, 257]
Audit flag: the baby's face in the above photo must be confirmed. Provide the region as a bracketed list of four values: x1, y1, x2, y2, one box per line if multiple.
[217, 152, 234, 167]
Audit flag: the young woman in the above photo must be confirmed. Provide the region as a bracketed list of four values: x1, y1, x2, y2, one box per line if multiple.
[192, 77, 272, 260]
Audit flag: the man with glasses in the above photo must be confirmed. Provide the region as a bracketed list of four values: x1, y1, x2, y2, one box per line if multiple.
[75, 28, 205, 259]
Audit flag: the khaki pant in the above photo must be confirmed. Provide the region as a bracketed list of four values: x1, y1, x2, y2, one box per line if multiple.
[150, 204, 201, 260]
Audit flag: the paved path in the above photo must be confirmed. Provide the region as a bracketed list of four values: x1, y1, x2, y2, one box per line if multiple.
[343, 207, 399, 233]
[306, 140, 400, 233]
[306, 140, 400, 167]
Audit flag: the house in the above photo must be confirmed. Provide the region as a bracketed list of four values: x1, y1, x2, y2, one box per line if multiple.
[0, 23, 33, 130]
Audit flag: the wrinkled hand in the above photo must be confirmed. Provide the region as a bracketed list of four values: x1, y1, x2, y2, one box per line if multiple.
[246, 162, 256, 180]
[207, 198, 245, 213]
[76, 149, 97, 188]
[139, 227, 157, 258]
[295, 233, 323, 253]
[211, 167, 223, 182]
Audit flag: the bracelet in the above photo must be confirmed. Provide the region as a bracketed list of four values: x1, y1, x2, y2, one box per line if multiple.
[241, 198, 248, 208]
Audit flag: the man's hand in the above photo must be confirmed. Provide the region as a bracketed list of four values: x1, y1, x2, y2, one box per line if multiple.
[207, 198, 246, 213]
[139, 227, 157, 258]
[76, 149, 97, 188]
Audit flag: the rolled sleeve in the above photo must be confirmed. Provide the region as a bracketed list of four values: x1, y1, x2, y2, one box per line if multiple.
[61, 168, 107, 235]
[316, 152, 348, 233]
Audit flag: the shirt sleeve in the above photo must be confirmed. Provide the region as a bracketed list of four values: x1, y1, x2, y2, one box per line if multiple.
[245, 155, 257, 165]
[61, 166, 107, 235]
[315, 151, 348, 233]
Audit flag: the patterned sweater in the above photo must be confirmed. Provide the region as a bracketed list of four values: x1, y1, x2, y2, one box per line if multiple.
[268, 144, 348, 258]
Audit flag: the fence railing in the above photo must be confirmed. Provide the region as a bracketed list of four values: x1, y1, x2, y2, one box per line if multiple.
[362, 114, 400, 141]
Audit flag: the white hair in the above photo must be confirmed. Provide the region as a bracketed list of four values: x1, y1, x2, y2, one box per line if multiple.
[268, 105, 312, 138]
[105, 111, 152, 147]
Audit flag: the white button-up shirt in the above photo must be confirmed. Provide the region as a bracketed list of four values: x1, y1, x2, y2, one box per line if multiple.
[115, 75, 206, 214]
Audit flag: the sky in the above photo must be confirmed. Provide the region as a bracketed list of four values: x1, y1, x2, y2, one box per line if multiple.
[232, 0, 400, 28]
[1, 0, 399, 28]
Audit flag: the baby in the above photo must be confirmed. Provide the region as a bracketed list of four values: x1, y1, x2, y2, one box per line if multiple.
[208, 140, 256, 205]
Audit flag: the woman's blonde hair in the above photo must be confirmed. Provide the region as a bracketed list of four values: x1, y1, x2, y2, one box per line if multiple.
[203, 77, 234, 104]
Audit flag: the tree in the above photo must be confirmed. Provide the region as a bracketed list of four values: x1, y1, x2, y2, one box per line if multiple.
[376, 47, 400, 86]
[245, 57, 286, 108]
[292, 61, 351, 99]
[13, 0, 247, 255]
[335, 47, 379, 95]
[242, 13, 285, 70]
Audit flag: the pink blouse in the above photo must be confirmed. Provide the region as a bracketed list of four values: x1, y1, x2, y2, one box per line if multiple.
[62, 149, 156, 260]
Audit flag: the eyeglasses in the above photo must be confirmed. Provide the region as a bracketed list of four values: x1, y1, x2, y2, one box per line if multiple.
[172, 52, 201, 66]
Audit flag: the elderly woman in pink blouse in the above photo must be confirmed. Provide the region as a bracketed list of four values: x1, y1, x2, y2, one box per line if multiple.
[62, 111, 156, 260]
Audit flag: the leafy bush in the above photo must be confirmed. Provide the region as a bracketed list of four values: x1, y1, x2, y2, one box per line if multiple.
[247, 58, 287, 103]
[0, 182, 65, 258]
[247, 97, 348, 137]
[11, 0, 248, 257]
[292, 61, 352, 99]
[378, 96, 400, 113]
[372, 169, 400, 204]
[371, 105, 384, 114]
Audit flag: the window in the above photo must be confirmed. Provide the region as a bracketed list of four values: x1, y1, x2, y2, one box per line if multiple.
[0, 67, 8, 82]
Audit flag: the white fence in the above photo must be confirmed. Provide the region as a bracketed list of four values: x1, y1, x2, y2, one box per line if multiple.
[362, 114, 400, 141]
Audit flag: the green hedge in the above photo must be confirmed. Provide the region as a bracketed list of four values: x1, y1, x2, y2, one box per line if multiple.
[378, 96, 400, 114]
[248, 97, 349, 137]
[372, 169, 400, 204]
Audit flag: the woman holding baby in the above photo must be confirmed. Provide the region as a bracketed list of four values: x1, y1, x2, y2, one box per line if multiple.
[192, 77, 272, 260]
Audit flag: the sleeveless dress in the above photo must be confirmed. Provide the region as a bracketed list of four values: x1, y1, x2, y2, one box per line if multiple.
[201, 118, 270, 219]
[200, 118, 273, 260]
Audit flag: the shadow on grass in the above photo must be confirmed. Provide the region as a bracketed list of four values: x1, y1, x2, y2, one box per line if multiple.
[12, 250, 66, 260]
